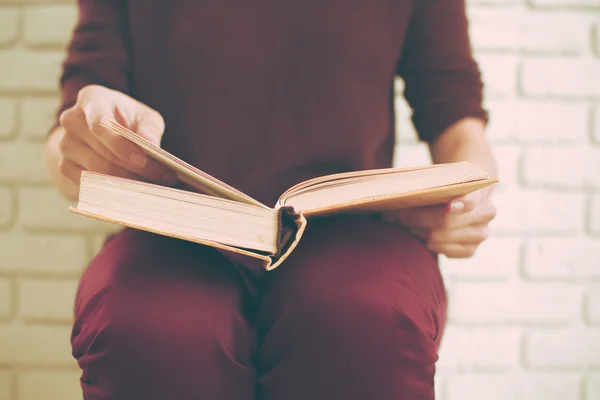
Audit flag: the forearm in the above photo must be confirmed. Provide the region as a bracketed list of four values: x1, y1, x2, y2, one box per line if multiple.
[45, 127, 79, 202]
[428, 117, 497, 177]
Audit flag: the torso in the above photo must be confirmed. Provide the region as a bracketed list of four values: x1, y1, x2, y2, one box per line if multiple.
[126, 0, 414, 205]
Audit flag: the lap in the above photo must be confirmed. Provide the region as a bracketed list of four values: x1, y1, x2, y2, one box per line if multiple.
[264, 214, 446, 315]
[75, 216, 446, 332]
[72, 216, 447, 398]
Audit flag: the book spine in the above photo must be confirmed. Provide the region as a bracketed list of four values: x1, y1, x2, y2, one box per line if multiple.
[274, 206, 300, 258]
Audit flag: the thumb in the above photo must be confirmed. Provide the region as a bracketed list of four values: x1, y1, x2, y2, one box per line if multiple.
[113, 98, 165, 147]
[135, 110, 165, 146]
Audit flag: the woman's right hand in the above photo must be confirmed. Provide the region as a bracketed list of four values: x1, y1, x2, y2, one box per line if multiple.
[47, 85, 178, 200]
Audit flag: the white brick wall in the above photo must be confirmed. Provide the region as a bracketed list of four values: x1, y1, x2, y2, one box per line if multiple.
[397, 1, 600, 399]
[0, 0, 598, 399]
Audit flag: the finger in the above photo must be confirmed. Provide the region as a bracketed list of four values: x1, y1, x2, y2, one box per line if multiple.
[129, 108, 165, 146]
[62, 101, 176, 184]
[60, 133, 136, 178]
[60, 106, 121, 165]
[76, 87, 150, 168]
[447, 191, 479, 214]
[57, 157, 84, 185]
[426, 242, 478, 259]
[397, 201, 496, 230]
[86, 124, 176, 184]
[61, 137, 164, 184]
[428, 224, 489, 245]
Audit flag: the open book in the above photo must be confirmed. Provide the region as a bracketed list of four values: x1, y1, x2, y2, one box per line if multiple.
[71, 117, 498, 270]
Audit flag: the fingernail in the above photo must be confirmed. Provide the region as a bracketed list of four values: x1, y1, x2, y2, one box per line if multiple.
[450, 201, 464, 213]
[130, 153, 147, 168]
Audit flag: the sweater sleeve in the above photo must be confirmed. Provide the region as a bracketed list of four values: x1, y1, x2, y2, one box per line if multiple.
[55, 0, 132, 121]
[396, 0, 488, 143]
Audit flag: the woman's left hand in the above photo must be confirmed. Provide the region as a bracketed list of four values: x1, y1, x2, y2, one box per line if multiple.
[383, 187, 497, 258]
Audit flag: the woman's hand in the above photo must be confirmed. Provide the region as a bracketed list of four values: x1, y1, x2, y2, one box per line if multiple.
[46, 85, 177, 200]
[388, 117, 498, 258]
[384, 186, 496, 258]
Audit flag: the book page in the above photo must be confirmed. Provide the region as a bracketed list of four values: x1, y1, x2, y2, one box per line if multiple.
[279, 162, 497, 216]
[294, 179, 497, 217]
[98, 117, 267, 209]
[277, 164, 448, 202]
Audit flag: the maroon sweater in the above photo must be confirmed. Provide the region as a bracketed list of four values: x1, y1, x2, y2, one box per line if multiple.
[57, 0, 486, 206]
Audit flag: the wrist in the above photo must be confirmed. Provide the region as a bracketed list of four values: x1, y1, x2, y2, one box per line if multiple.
[429, 117, 497, 177]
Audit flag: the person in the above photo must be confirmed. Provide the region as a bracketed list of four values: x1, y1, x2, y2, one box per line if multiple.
[44, 0, 497, 399]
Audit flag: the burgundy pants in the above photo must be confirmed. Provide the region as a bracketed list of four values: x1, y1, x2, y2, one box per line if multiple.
[72, 215, 447, 400]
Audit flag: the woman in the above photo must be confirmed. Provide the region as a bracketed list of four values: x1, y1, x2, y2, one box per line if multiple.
[45, 0, 497, 398]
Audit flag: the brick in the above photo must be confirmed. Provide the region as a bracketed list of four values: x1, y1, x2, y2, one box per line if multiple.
[594, 105, 600, 145]
[0, 143, 49, 183]
[18, 370, 82, 400]
[468, 0, 518, 4]
[394, 82, 419, 143]
[23, 5, 77, 48]
[589, 195, 600, 235]
[448, 282, 581, 324]
[90, 233, 109, 256]
[445, 372, 581, 400]
[0, 324, 76, 366]
[489, 145, 520, 188]
[527, 0, 600, 8]
[522, 146, 600, 189]
[0, 7, 19, 46]
[594, 23, 600, 57]
[520, 59, 600, 99]
[0, 369, 12, 400]
[587, 373, 600, 400]
[0, 96, 16, 138]
[525, 329, 600, 368]
[435, 374, 446, 400]
[468, 9, 589, 54]
[0, 187, 13, 227]
[0, 278, 12, 320]
[0, 48, 63, 92]
[524, 238, 600, 280]
[437, 327, 520, 370]
[392, 143, 431, 167]
[20, 97, 60, 140]
[475, 54, 518, 98]
[468, 9, 517, 51]
[20, 279, 77, 323]
[440, 238, 520, 281]
[586, 285, 600, 325]
[19, 187, 126, 232]
[491, 190, 583, 235]
[0, 233, 88, 276]
[485, 99, 588, 143]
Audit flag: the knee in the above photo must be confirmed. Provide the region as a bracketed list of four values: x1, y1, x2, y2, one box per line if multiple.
[71, 231, 253, 377]
[263, 217, 446, 361]
[297, 280, 438, 338]
[72, 285, 250, 369]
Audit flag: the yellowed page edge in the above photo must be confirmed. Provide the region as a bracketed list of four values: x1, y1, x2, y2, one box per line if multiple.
[277, 163, 453, 204]
[69, 207, 272, 262]
[298, 178, 498, 217]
